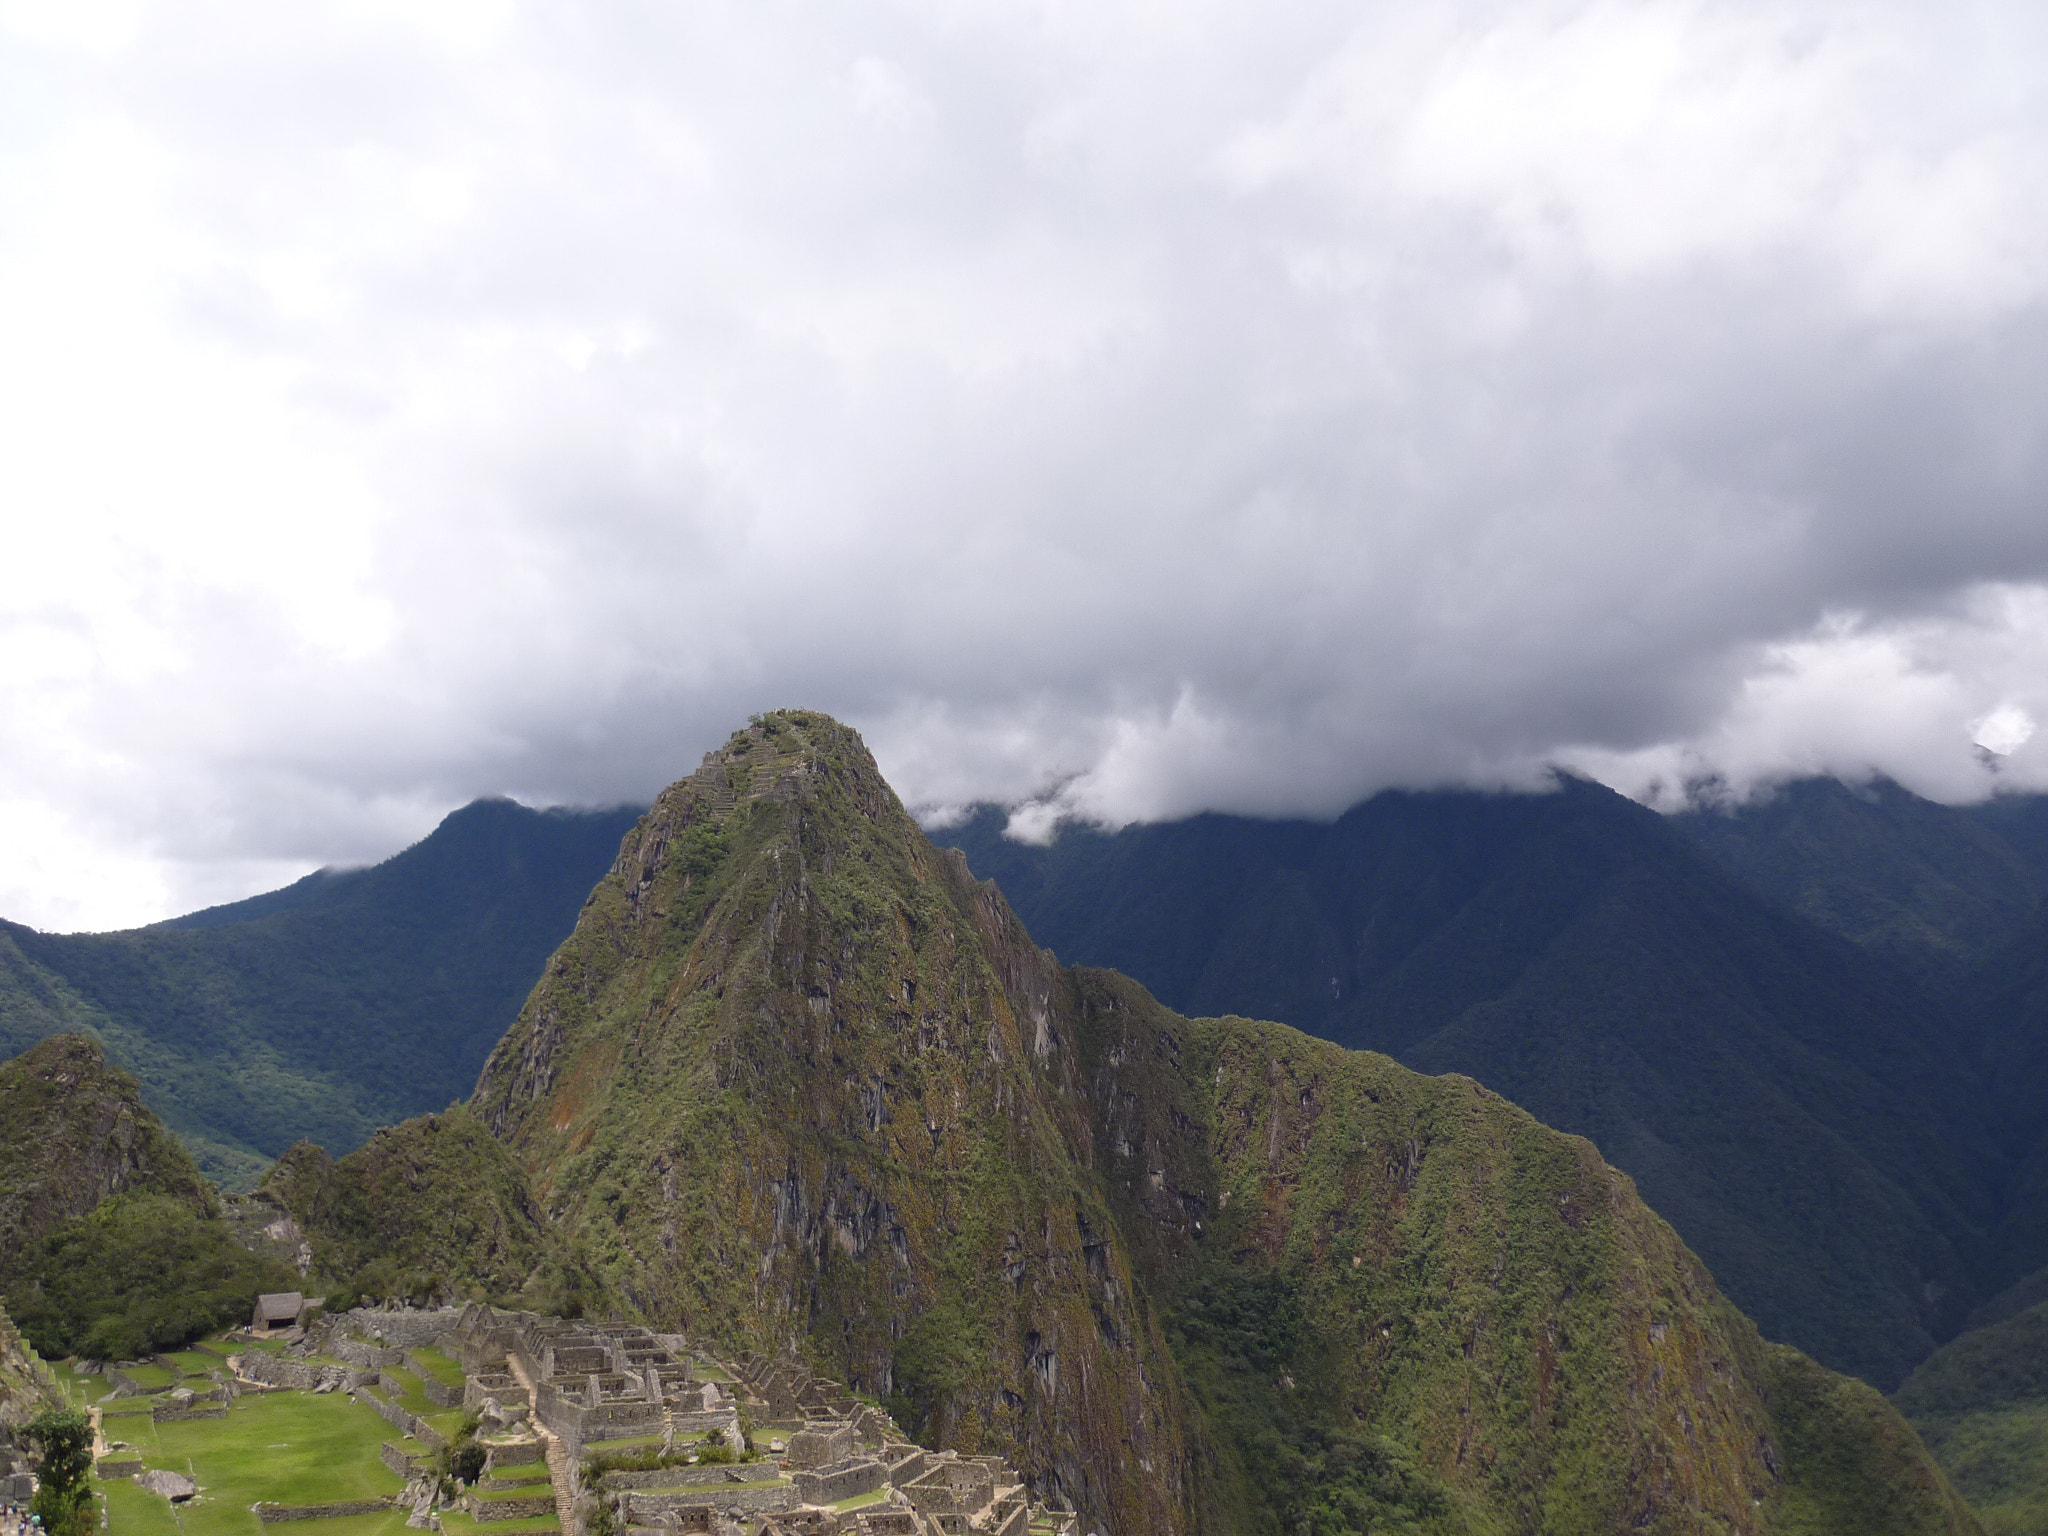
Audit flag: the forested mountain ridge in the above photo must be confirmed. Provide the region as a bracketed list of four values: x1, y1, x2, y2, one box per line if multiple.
[466, 710, 1977, 1536]
[0, 1035, 296, 1361]
[0, 1033, 215, 1259]
[932, 778, 2012, 1389]
[0, 798, 642, 1187]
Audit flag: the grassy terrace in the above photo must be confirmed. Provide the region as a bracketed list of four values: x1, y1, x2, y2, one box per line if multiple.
[165, 1350, 224, 1375]
[98, 1380, 407, 1536]
[472, 1484, 555, 1504]
[409, 1347, 466, 1389]
[117, 1363, 176, 1390]
[437, 1513, 561, 1536]
[376, 1364, 467, 1439]
[485, 1464, 554, 1485]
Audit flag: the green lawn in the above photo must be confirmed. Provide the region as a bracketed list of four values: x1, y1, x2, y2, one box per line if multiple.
[832, 1489, 887, 1513]
[436, 1513, 561, 1536]
[119, 1363, 176, 1390]
[166, 1351, 223, 1376]
[687, 1364, 729, 1383]
[136, 1387, 406, 1536]
[471, 1486, 554, 1505]
[51, 1359, 111, 1404]
[274, 1513, 414, 1536]
[410, 1348, 466, 1389]
[100, 1474, 183, 1536]
[484, 1465, 553, 1485]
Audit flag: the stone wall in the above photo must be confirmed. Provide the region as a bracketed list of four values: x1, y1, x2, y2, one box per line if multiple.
[791, 1458, 883, 1505]
[784, 1424, 855, 1469]
[597, 1464, 771, 1492]
[150, 1406, 227, 1423]
[357, 1385, 447, 1449]
[465, 1376, 531, 1413]
[255, 1500, 397, 1523]
[466, 1492, 557, 1521]
[238, 1353, 374, 1393]
[621, 1483, 795, 1520]
[380, 1443, 433, 1479]
[330, 1339, 407, 1370]
[343, 1307, 462, 1349]
[879, 1447, 926, 1487]
[95, 1460, 143, 1480]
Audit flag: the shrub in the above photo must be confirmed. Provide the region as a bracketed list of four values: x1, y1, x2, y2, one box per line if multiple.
[24, 1410, 93, 1536]
[5, 1196, 296, 1360]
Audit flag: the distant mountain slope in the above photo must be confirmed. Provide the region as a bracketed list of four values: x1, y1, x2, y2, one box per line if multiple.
[1896, 1297, 2048, 1536]
[469, 710, 1978, 1536]
[931, 783, 2000, 1390]
[1671, 778, 2046, 982]
[0, 798, 643, 1186]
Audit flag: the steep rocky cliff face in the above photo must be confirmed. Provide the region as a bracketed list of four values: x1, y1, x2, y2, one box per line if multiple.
[0, 1033, 215, 1258]
[472, 711, 1975, 1536]
[1077, 980, 1977, 1534]
[473, 712, 1194, 1533]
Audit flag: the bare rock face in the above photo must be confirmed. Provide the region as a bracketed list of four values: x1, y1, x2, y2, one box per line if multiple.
[138, 1469, 197, 1501]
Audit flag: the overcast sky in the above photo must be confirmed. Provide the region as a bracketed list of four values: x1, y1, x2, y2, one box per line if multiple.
[5, 0, 2048, 931]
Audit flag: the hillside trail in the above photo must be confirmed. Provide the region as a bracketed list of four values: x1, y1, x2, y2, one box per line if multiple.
[504, 1352, 575, 1532]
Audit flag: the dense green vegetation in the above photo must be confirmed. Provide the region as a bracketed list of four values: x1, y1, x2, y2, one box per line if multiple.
[5, 1194, 296, 1359]
[1895, 1298, 2048, 1534]
[1165, 1269, 1469, 1535]
[458, 711, 1974, 1536]
[0, 1033, 215, 1261]
[1672, 777, 2048, 982]
[0, 799, 641, 1187]
[934, 781, 2001, 1390]
[0, 1035, 287, 1360]
[24, 1408, 93, 1536]
[258, 1109, 596, 1311]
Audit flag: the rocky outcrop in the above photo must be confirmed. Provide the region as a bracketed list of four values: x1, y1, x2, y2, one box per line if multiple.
[0, 1304, 56, 1428]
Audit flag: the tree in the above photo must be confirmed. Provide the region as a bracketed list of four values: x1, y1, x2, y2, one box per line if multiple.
[23, 1408, 93, 1536]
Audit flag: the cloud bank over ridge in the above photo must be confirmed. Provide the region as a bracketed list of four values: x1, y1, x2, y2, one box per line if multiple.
[5, 0, 2048, 928]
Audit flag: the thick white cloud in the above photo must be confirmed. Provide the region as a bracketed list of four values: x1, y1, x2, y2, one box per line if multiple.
[4, 0, 2048, 928]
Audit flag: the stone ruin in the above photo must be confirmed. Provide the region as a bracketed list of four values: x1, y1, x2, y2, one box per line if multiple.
[338, 1304, 1085, 1536]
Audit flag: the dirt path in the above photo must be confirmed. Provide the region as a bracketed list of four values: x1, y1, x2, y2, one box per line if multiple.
[504, 1353, 575, 1534]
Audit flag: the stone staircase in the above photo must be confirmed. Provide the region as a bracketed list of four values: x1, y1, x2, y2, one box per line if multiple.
[507, 1351, 577, 1532]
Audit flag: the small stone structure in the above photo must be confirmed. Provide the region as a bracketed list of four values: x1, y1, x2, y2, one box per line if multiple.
[252, 1292, 316, 1333]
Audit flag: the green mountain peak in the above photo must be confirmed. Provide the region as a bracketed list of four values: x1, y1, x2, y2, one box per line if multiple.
[468, 709, 1976, 1536]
